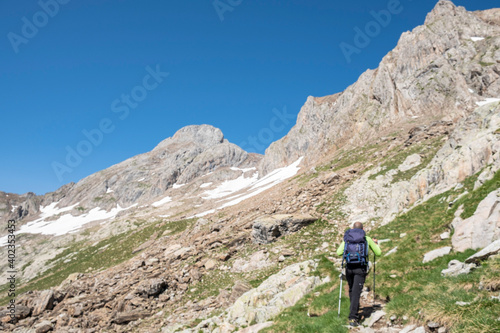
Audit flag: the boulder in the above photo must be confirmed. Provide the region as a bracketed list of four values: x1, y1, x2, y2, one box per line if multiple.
[226, 260, 322, 327]
[465, 239, 500, 264]
[398, 154, 422, 172]
[452, 189, 500, 252]
[112, 311, 149, 325]
[204, 259, 217, 270]
[252, 214, 317, 244]
[441, 259, 476, 277]
[362, 310, 386, 327]
[322, 172, 340, 184]
[0, 304, 31, 322]
[134, 278, 167, 297]
[232, 250, 271, 272]
[35, 320, 53, 333]
[440, 231, 450, 240]
[423, 246, 451, 263]
[32, 290, 55, 316]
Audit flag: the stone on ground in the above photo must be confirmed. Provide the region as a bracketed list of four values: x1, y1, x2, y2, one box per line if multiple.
[422, 246, 451, 263]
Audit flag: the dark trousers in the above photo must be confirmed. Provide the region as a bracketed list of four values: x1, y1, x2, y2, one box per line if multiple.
[346, 264, 367, 320]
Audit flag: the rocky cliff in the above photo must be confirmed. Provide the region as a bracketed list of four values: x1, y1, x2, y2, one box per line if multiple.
[259, 0, 500, 174]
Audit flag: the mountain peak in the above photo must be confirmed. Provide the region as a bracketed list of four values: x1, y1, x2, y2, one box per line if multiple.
[425, 0, 459, 24]
[172, 124, 224, 145]
[153, 124, 225, 152]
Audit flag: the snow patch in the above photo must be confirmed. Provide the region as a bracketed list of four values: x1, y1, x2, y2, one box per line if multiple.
[230, 167, 257, 173]
[11, 205, 18, 213]
[202, 173, 259, 199]
[193, 209, 216, 218]
[39, 202, 79, 219]
[106, 188, 114, 193]
[476, 98, 500, 106]
[173, 183, 186, 189]
[219, 157, 304, 208]
[200, 182, 213, 188]
[152, 196, 173, 207]
[137, 178, 145, 182]
[471, 36, 484, 41]
[0, 204, 134, 242]
[468, 88, 474, 93]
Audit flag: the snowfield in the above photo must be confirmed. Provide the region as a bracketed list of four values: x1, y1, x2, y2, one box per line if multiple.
[0, 202, 136, 245]
[152, 196, 173, 207]
[476, 98, 500, 106]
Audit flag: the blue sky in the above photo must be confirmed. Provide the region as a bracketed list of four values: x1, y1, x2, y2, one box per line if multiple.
[0, 0, 497, 195]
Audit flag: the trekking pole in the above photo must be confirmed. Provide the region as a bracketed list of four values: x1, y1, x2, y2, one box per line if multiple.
[373, 252, 376, 304]
[338, 267, 343, 317]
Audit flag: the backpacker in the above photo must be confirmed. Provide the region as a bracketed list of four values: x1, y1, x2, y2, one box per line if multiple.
[342, 228, 368, 265]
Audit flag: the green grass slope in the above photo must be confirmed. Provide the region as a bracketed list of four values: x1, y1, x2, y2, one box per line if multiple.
[261, 170, 500, 333]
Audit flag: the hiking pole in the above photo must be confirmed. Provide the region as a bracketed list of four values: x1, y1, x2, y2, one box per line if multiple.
[373, 252, 376, 304]
[338, 270, 343, 317]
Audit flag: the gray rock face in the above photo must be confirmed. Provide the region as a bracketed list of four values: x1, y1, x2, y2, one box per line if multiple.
[465, 239, 500, 264]
[452, 189, 500, 252]
[259, 0, 500, 175]
[441, 259, 476, 277]
[252, 214, 317, 244]
[341, 102, 500, 226]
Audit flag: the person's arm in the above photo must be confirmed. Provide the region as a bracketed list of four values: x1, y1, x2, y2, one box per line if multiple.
[366, 236, 382, 257]
[336, 240, 345, 256]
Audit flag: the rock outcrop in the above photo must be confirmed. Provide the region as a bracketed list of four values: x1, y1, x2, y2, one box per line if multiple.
[252, 214, 317, 244]
[465, 239, 500, 264]
[342, 102, 500, 225]
[452, 189, 500, 252]
[441, 259, 476, 277]
[259, 0, 500, 175]
[180, 260, 326, 333]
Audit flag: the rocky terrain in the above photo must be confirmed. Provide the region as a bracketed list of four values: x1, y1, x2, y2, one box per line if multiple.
[259, 1, 500, 174]
[1, 1, 500, 333]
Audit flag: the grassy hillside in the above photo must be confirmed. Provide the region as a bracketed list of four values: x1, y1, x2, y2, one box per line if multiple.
[261, 170, 500, 333]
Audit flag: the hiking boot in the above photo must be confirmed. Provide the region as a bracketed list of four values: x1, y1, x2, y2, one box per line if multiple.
[349, 319, 359, 327]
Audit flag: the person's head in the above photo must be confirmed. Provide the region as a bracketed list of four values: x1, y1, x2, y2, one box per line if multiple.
[353, 222, 364, 230]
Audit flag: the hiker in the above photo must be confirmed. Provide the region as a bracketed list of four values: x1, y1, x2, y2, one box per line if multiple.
[336, 222, 381, 327]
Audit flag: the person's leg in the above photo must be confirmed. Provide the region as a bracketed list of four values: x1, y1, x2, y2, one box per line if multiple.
[346, 267, 354, 302]
[346, 266, 359, 320]
[350, 267, 366, 321]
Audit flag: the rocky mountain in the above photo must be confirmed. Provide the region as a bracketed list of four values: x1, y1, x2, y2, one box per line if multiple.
[0, 124, 261, 223]
[1, 1, 500, 333]
[259, 0, 500, 174]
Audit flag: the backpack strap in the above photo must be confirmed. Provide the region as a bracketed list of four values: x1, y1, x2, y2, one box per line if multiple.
[342, 240, 349, 267]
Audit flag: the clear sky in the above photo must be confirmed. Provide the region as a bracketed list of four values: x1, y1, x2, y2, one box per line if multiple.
[0, 0, 497, 195]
